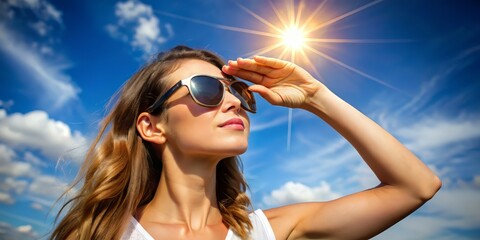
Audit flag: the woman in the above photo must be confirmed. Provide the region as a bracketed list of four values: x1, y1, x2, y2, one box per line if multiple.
[51, 45, 441, 239]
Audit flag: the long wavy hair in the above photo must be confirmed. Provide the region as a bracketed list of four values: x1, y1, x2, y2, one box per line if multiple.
[50, 46, 253, 240]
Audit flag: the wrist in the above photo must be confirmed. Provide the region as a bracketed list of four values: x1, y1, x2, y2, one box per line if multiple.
[302, 86, 338, 116]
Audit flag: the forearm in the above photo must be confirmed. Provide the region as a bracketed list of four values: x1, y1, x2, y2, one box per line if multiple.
[304, 88, 441, 200]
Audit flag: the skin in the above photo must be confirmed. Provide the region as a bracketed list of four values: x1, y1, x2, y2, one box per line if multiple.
[136, 57, 442, 240]
[136, 59, 249, 240]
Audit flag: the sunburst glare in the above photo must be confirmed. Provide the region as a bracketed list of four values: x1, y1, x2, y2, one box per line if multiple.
[155, 0, 405, 150]
[281, 26, 306, 51]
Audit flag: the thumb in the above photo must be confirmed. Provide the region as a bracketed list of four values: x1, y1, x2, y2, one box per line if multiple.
[249, 85, 283, 105]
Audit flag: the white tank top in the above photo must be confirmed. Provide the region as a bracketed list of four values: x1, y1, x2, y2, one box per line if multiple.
[121, 209, 276, 240]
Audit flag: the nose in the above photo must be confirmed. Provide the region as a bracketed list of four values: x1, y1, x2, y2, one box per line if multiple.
[222, 88, 242, 112]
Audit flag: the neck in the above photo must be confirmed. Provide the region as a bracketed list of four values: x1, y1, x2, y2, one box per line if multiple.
[139, 147, 224, 231]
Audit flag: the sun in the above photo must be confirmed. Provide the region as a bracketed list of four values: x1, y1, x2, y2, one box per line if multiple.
[281, 26, 306, 50]
[155, 0, 400, 150]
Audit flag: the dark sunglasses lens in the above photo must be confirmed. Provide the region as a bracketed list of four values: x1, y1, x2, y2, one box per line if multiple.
[230, 82, 256, 112]
[190, 76, 224, 105]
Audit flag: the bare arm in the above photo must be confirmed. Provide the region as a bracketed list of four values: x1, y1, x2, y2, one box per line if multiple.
[223, 56, 441, 240]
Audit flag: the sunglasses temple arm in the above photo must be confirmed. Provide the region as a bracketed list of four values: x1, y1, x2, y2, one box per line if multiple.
[148, 81, 183, 114]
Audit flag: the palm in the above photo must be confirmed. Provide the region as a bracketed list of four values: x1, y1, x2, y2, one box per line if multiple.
[224, 56, 323, 108]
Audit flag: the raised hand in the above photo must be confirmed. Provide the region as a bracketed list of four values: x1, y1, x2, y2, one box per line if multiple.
[222, 56, 326, 108]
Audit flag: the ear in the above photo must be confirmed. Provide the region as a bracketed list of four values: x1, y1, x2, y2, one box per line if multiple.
[136, 112, 167, 145]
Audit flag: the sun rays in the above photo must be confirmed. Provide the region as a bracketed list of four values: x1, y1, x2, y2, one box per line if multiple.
[155, 0, 405, 150]
[155, 0, 402, 85]
[281, 26, 306, 50]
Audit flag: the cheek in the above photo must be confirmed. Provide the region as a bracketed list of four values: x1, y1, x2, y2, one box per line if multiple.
[164, 103, 211, 149]
[165, 105, 250, 155]
[166, 105, 212, 141]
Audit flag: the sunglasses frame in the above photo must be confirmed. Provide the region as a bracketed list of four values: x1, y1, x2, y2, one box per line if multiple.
[148, 74, 256, 114]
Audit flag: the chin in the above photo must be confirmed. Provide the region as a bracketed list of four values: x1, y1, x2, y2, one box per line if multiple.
[231, 146, 248, 156]
[215, 142, 248, 157]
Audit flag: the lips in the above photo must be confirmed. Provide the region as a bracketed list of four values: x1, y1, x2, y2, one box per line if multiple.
[219, 118, 245, 130]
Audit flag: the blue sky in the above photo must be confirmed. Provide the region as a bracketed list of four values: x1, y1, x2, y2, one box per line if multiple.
[0, 0, 479, 239]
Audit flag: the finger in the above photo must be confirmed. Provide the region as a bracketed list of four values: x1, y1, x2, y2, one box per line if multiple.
[222, 65, 239, 76]
[248, 85, 283, 105]
[230, 58, 276, 76]
[223, 66, 270, 85]
[253, 56, 289, 69]
[226, 60, 239, 68]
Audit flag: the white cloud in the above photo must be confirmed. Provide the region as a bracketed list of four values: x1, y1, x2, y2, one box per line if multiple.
[375, 215, 458, 240]
[105, 24, 126, 41]
[0, 144, 36, 177]
[133, 16, 163, 53]
[115, 0, 152, 21]
[165, 23, 174, 38]
[281, 137, 360, 183]
[374, 184, 480, 240]
[475, 176, 480, 187]
[0, 221, 37, 240]
[396, 43, 479, 117]
[29, 21, 49, 36]
[0, 177, 28, 194]
[42, 1, 62, 23]
[0, 209, 49, 230]
[260, 93, 480, 238]
[425, 187, 480, 228]
[107, 0, 171, 55]
[0, 160, 34, 177]
[9, 0, 39, 9]
[23, 151, 47, 167]
[0, 109, 84, 214]
[346, 161, 379, 190]
[28, 174, 69, 199]
[262, 181, 341, 207]
[0, 192, 14, 204]
[363, 52, 480, 238]
[0, 109, 87, 162]
[17, 224, 32, 233]
[25, 176, 77, 213]
[366, 98, 480, 238]
[252, 42, 480, 238]
[0, 0, 74, 109]
[0, 100, 14, 109]
[250, 114, 288, 132]
[5, 0, 62, 24]
[30, 202, 44, 211]
[397, 116, 480, 151]
[366, 95, 480, 239]
[396, 73, 442, 115]
[0, 24, 79, 109]
[0, 143, 15, 162]
[38, 44, 52, 55]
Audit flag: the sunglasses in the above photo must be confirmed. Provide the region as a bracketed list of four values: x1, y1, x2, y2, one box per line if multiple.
[148, 74, 256, 114]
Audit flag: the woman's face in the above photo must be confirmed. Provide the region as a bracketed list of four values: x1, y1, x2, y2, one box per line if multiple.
[159, 59, 250, 160]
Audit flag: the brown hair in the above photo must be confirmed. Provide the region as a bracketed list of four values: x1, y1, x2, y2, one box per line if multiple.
[50, 46, 252, 239]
